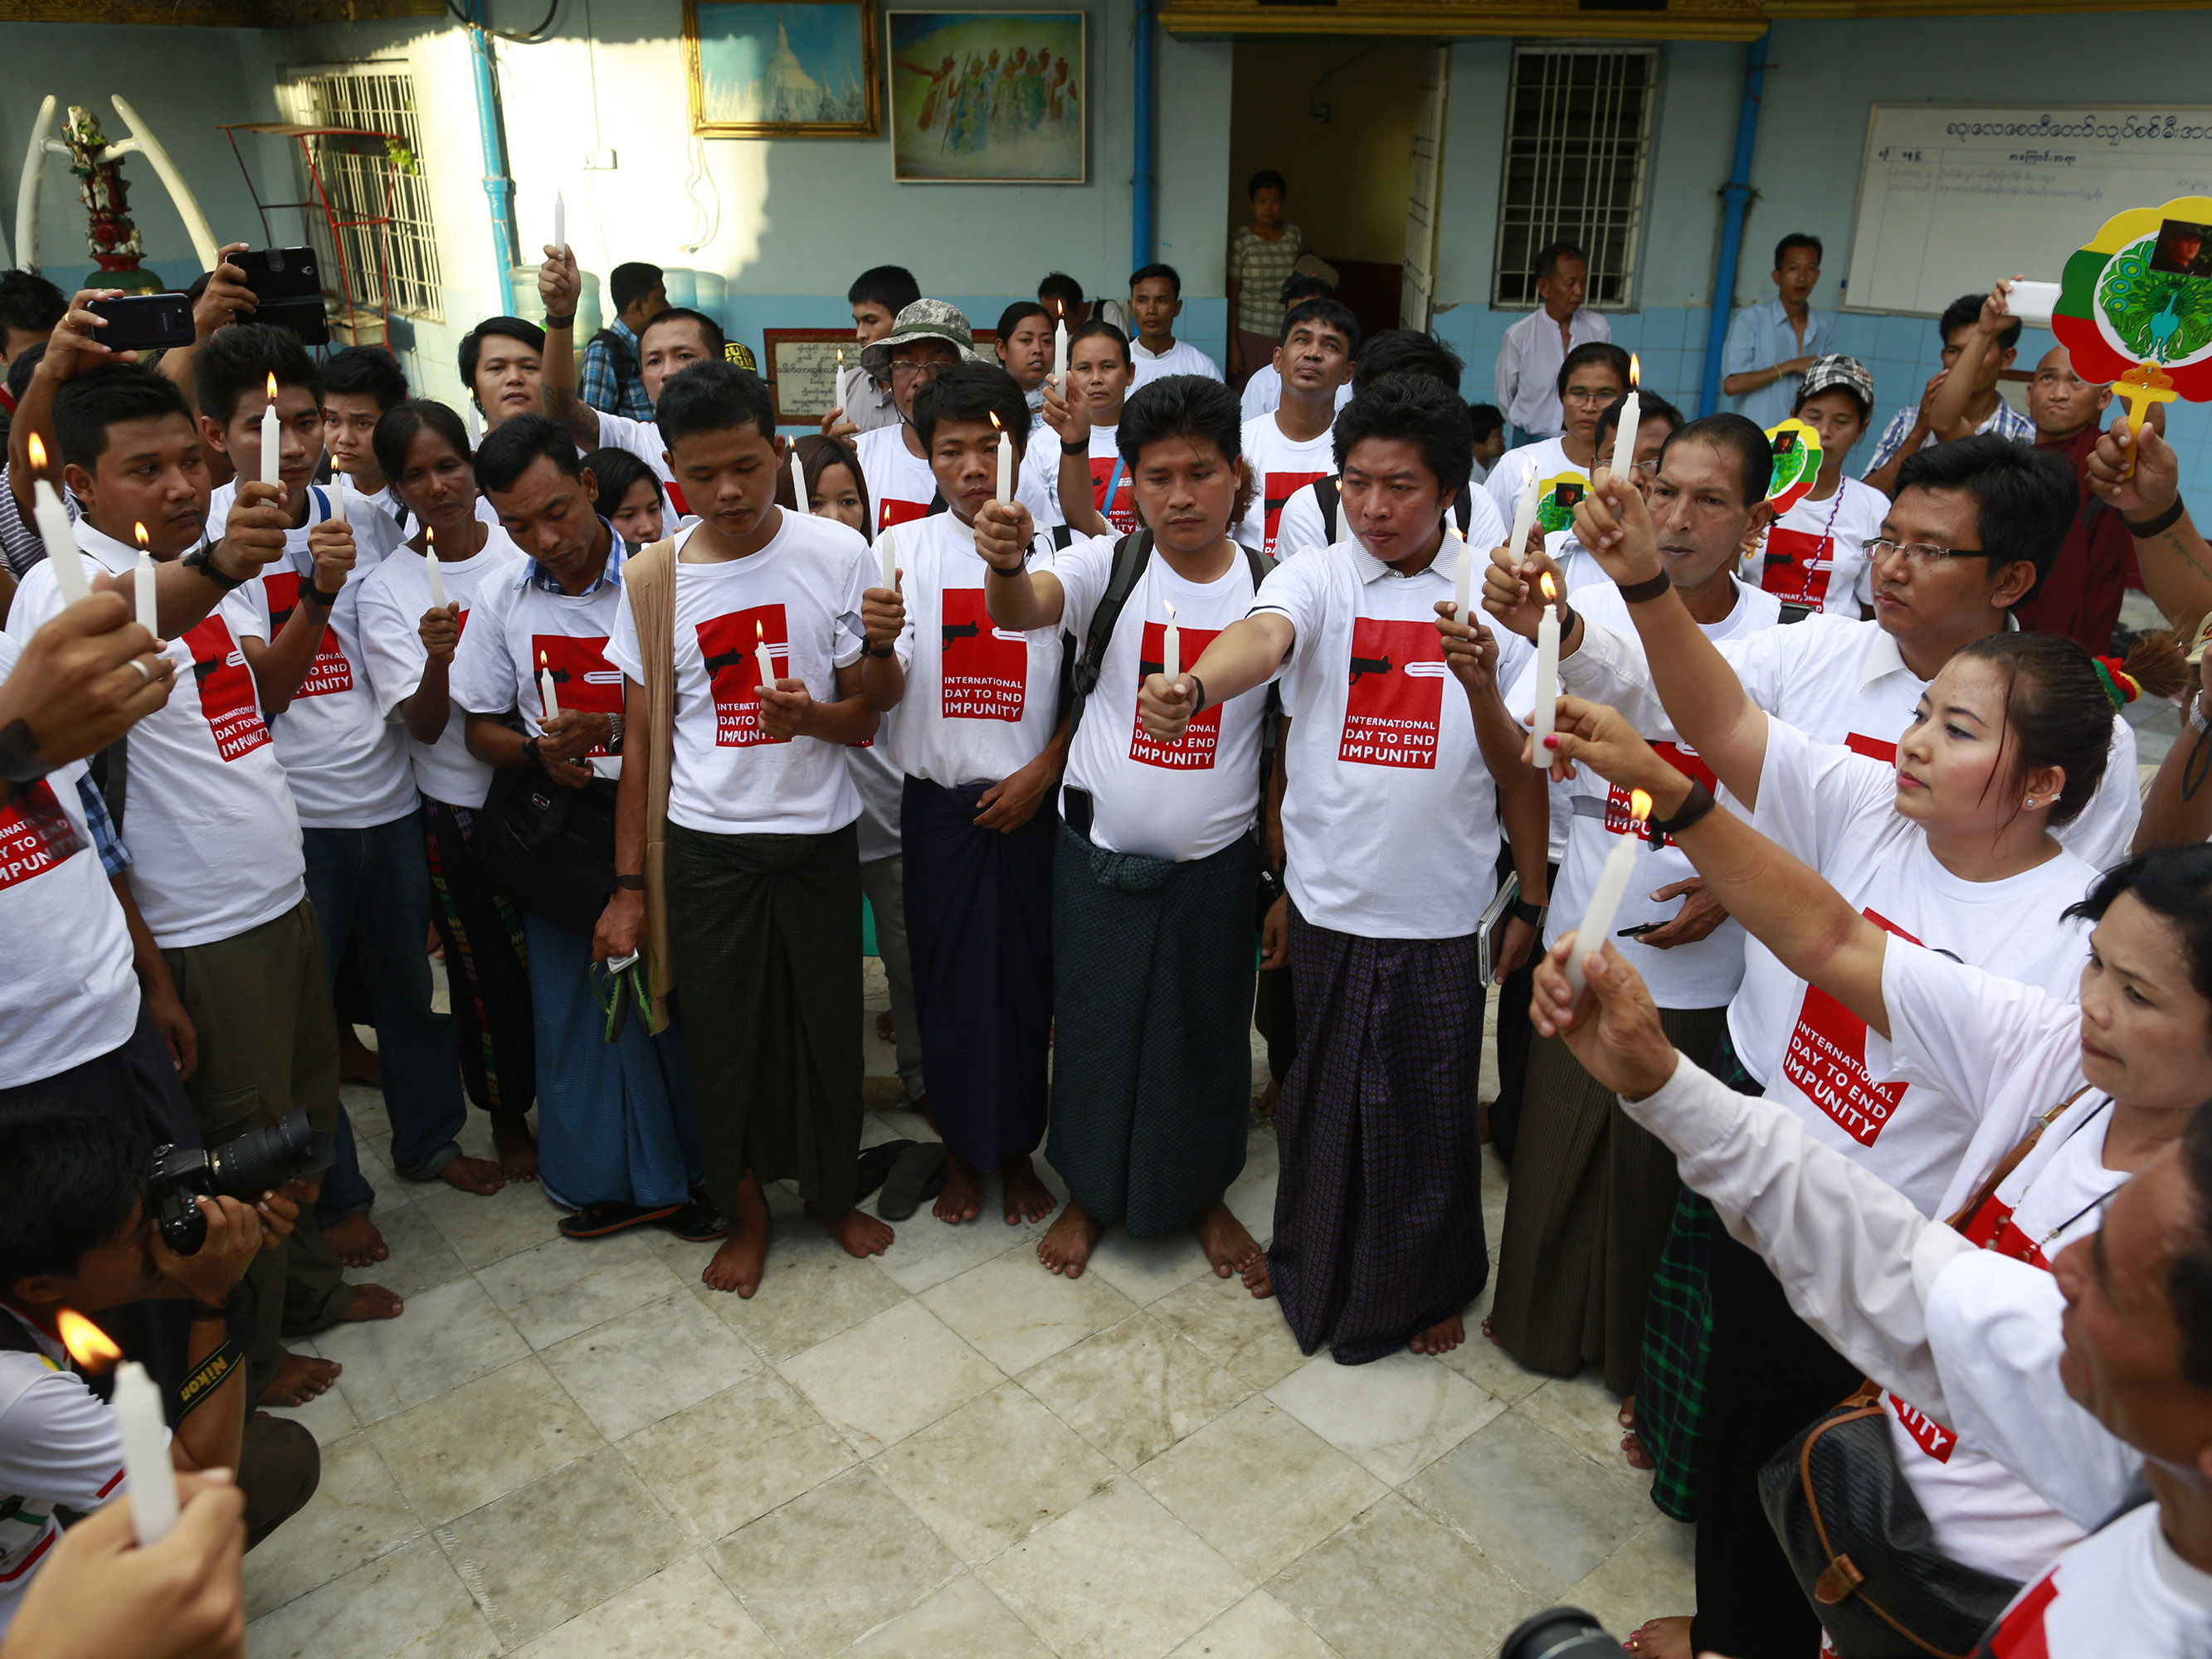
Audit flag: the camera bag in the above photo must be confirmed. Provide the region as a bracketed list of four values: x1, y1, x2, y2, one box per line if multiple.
[471, 764, 620, 939]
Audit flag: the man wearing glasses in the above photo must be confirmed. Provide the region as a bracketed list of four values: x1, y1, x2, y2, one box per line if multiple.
[1487, 431, 2143, 871]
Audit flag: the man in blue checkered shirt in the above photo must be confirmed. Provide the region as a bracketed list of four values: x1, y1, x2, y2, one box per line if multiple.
[577, 262, 670, 422]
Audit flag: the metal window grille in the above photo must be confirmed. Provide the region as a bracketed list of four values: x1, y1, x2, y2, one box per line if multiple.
[280, 67, 444, 323]
[1492, 47, 1656, 311]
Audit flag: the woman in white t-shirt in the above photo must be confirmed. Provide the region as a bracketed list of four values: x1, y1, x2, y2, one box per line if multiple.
[358, 398, 538, 1176]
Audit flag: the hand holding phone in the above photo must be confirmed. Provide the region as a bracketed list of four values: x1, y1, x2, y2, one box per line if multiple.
[84, 294, 196, 352]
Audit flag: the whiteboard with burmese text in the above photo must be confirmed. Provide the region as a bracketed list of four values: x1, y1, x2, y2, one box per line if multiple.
[1844, 104, 2212, 315]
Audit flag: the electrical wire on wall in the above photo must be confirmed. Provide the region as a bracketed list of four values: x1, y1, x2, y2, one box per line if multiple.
[677, 135, 719, 255]
[446, 0, 561, 46]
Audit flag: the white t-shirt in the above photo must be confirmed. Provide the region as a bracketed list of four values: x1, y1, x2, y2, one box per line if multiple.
[0, 1311, 138, 1640]
[1734, 717, 2094, 1212]
[884, 513, 1065, 787]
[1055, 536, 1274, 862]
[1558, 610, 2142, 870]
[1273, 474, 1508, 564]
[855, 426, 941, 536]
[1977, 1505, 2212, 1659]
[209, 484, 417, 831]
[7, 523, 301, 951]
[1239, 362, 1352, 424]
[590, 410, 694, 527]
[1751, 476, 1887, 615]
[357, 527, 525, 809]
[206, 477, 405, 568]
[1510, 576, 1781, 1010]
[448, 539, 629, 781]
[604, 512, 869, 836]
[0, 637, 136, 1090]
[1019, 423, 1138, 536]
[1129, 338, 1224, 389]
[1232, 412, 1337, 555]
[1482, 435, 1591, 537]
[1254, 538, 1533, 938]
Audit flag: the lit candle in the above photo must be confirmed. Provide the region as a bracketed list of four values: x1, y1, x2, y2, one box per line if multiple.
[1609, 355, 1641, 484]
[1530, 572, 1561, 766]
[753, 620, 776, 698]
[1051, 305, 1068, 389]
[133, 523, 158, 638]
[789, 440, 806, 516]
[56, 1312, 177, 1548]
[25, 435, 90, 606]
[424, 526, 449, 611]
[329, 469, 347, 526]
[538, 649, 559, 719]
[1162, 598, 1180, 681]
[879, 527, 896, 595]
[1563, 788, 1654, 1004]
[991, 411, 1012, 505]
[553, 189, 566, 253]
[1508, 476, 1540, 562]
[1450, 525, 1472, 621]
[260, 372, 280, 490]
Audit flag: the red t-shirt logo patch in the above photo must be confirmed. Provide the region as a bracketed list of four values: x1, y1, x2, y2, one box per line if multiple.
[1607, 742, 1717, 845]
[262, 570, 354, 698]
[1784, 907, 1921, 1145]
[0, 781, 85, 891]
[697, 606, 787, 747]
[1846, 732, 1898, 764]
[1984, 1569, 2059, 1659]
[186, 615, 270, 761]
[879, 498, 931, 531]
[1262, 470, 1327, 552]
[1888, 1393, 1957, 1462]
[1761, 526, 1834, 608]
[939, 588, 1027, 722]
[1340, 616, 1445, 769]
[1089, 457, 1139, 533]
[533, 633, 622, 756]
[1131, 620, 1221, 770]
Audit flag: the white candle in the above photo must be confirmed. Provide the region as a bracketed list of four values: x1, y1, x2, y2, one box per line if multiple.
[1162, 598, 1180, 681]
[1052, 313, 1068, 388]
[424, 527, 448, 611]
[1529, 573, 1560, 766]
[1562, 788, 1654, 1003]
[329, 471, 347, 525]
[466, 401, 483, 450]
[553, 190, 565, 252]
[259, 375, 280, 490]
[538, 650, 559, 719]
[879, 528, 896, 595]
[1450, 526, 1472, 621]
[1508, 477, 1540, 562]
[111, 1360, 179, 1547]
[134, 533, 158, 638]
[753, 623, 776, 698]
[1609, 387, 1640, 483]
[31, 479, 89, 606]
[992, 412, 1013, 504]
[789, 442, 807, 516]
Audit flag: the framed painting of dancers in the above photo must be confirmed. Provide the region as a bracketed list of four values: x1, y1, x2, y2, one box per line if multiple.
[687, 0, 881, 139]
[887, 11, 1086, 182]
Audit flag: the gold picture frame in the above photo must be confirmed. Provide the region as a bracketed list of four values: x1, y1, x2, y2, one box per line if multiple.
[686, 0, 882, 139]
[887, 11, 1086, 183]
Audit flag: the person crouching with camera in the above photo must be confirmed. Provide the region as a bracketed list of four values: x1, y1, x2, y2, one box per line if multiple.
[0, 1115, 319, 1638]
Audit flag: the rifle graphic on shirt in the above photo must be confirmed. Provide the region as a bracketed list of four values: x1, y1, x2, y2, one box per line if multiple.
[1347, 653, 1393, 685]
[701, 648, 743, 679]
[191, 649, 225, 688]
[943, 620, 980, 648]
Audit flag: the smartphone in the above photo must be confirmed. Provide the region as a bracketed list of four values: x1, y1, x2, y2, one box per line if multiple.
[1616, 921, 1664, 940]
[85, 292, 196, 352]
[234, 246, 329, 346]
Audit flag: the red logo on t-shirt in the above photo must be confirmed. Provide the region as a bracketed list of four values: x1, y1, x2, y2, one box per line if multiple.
[185, 615, 270, 761]
[0, 781, 85, 891]
[1784, 907, 1922, 1145]
[1847, 732, 1898, 764]
[1985, 1569, 2059, 1658]
[939, 588, 1028, 722]
[1340, 616, 1446, 769]
[696, 606, 787, 747]
[1888, 1393, 1958, 1462]
[1131, 620, 1222, 770]
[533, 633, 621, 757]
[1089, 457, 1139, 533]
[262, 570, 355, 698]
[1605, 742, 1717, 846]
[665, 480, 691, 518]
[879, 497, 931, 531]
[1761, 526, 1835, 608]
[1262, 470, 1327, 552]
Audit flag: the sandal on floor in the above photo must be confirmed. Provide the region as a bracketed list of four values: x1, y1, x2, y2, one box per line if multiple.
[856, 1140, 914, 1203]
[558, 1200, 681, 1239]
[656, 1201, 730, 1243]
[877, 1141, 948, 1221]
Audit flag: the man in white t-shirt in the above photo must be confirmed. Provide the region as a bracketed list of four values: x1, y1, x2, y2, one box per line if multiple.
[1126, 263, 1224, 389]
[1025, 318, 1140, 537]
[850, 300, 978, 534]
[1231, 298, 1360, 556]
[1143, 375, 1551, 1364]
[6, 356, 353, 1413]
[977, 373, 1276, 1287]
[1484, 340, 1630, 536]
[862, 362, 1070, 1233]
[1494, 242, 1613, 443]
[597, 363, 894, 1298]
[319, 345, 413, 540]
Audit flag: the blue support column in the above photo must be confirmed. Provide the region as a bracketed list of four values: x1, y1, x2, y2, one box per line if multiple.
[466, 0, 518, 316]
[1698, 29, 1768, 418]
[1131, 0, 1156, 271]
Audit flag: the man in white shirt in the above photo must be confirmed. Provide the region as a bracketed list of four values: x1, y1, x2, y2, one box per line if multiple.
[319, 346, 412, 538]
[1721, 233, 1836, 431]
[1026, 319, 1139, 536]
[1143, 375, 1552, 1363]
[1494, 242, 1612, 444]
[1126, 264, 1223, 389]
[456, 314, 545, 439]
[825, 265, 918, 439]
[1238, 274, 1342, 424]
[1231, 298, 1360, 556]
[977, 374, 1275, 1287]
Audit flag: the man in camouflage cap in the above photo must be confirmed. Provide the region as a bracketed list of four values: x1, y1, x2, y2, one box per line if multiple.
[855, 300, 982, 528]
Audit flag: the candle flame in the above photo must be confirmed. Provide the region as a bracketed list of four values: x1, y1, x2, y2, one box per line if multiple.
[538, 649, 549, 671]
[1162, 598, 1177, 620]
[56, 1309, 121, 1372]
[1628, 353, 1641, 389]
[134, 522, 150, 551]
[988, 411, 1003, 432]
[265, 372, 279, 404]
[1539, 572, 1558, 603]
[1630, 788, 1654, 824]
[755, 619, 765, 643]
[26, 432, 46, 473]
[426, 526, 435, 551]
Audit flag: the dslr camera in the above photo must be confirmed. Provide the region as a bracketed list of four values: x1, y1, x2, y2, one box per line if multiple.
[1500, 1608, 1627, 1659]
[148, 1109, 333, 1254]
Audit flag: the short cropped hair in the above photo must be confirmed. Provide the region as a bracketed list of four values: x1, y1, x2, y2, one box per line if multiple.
[1280, 297, 1362, 358]
[1333, 372, 1474, 505]
[1129, 262, 1182, 296]
[1038, 271, 1086, 315]
[587, 446, 660, 521]
[52, 364, 194, 474]
[0, 1116, 148, 1293]
[1534, 242, 1587, 281]
[1279, 273, 1333, 308]
[1247, 169, 1286, 199]
[1351, 329, 1463, 395]
[1896, 433, 2074, 588]
[1068, 318, 1131, 368]
[609, 262, 665, 313]
[371, 398, 471, 484]
[1774, 234, 1824, 269]
[911, 360, 1030, 456]
[1555, 341, 1631, 400]
[1941, 290, 2020, 353]
[849, 265, 920, 314]
[1597, 391, 1684, 449]
[1117, 373, 1243, 472]
[1658, 412, 1771, 507]
[640, 306, 726, 358]
[475, 411, 582, 495]
[1466, 402, 1505, 445]
[458, 317, 546, 392]
[0, 269, 67, 342]
[322, 346, 408, 413]
[195, 322, 323, 426]
[654, 359, 776, 450]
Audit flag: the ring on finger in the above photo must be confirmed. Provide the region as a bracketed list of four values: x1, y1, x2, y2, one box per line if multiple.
[129, 657, 154, 687]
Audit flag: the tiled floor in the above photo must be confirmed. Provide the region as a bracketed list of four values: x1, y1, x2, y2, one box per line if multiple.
[248, 986, 1693, 1657]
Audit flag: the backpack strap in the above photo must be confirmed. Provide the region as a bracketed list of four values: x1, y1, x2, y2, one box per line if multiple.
[1315, 476, 1339, 543]
[623, 536, 680, 1033]
[589, 327, 638, 397]
[1065, 529, 1155, 747]
[1778, 601, 1815, 625]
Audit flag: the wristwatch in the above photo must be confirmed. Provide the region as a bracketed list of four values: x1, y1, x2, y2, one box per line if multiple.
[183, 542, 247, 592]
[2190, 691, 2210, 737]
[299, 578, 340, 608]
[519, 736, 543, 770]
[543, 312, 576, 329]
[606, 712, 625, 754]
[1060, 437, 1089, 455]
[1511, 898, 1547, 927]
[863, 642, 895, 659]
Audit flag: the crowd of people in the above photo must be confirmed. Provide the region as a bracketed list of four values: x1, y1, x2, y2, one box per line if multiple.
[0, 187, 2209, 1657]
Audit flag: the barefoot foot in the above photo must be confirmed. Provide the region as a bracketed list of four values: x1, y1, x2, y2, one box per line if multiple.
[324, 1211, 387, 1269]
[1410, 1315, 1466, 1355]
[1000, 1154, 1056, 1225]
[258, 1354, 341, 1407]
[1622, 1617, 1693, 1659]
[811, 1201, 894, 1258]
[1191, 1199, 1272, 1297]
[1621, 1431, 1655, 1470]
[875, 1010, 895, 1044]
[492, 1116, 539, 1182]
[437, 1154, 506, 1196]
[1037, 1199, 1100, 1277]
[337, 1284, 403, 1322]
[701, 1176, 771, 1297]
[933, 1153, 983, 1225]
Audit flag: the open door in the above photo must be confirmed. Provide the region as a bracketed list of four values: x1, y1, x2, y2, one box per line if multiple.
[1401, 44, 1450, 331]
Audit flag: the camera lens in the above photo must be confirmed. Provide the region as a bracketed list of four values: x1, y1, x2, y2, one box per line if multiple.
[202, 1108, 334, 1201]
[1499, 1608, 1622, 1659]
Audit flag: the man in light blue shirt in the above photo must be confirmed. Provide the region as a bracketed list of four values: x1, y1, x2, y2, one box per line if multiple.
[1722, 234, 1834, 430]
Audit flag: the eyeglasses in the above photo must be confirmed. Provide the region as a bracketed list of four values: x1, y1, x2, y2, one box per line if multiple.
[1867, 537, 1982, 570]
[889, 358, 953, 382]
[1630, 458, 1659, 477]
[1562, 387, 1616, 406]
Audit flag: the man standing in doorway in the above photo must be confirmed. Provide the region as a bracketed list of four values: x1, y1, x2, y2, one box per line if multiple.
[1722, 234, 1835, 431]
[1495, 243, 1611, 445]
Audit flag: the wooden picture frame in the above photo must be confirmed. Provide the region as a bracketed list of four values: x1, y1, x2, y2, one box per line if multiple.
[886, 11, 1086, 183]
[687, 0, 881, 139]
[764, 326, 1001, 422]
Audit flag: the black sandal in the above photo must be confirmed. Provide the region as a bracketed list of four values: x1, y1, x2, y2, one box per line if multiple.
[855, 1141, 914, 1202]
[655, 1201, 730, 1243]
[558, 1200, 681, 1240]
[877, 1141, 948, 1222]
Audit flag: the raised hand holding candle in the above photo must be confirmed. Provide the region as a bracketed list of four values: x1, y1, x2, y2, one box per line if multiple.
[1609, 355, 1641, 483]
[25, 435, 90, 606]
[990, 411, 1013, 504]
[879, 527, 896, 594]
[1562, 789, 1653, 1003]
[133, 523, 158, 638]
[1450, 526, 1472, 620]
[1508, 477, 1540, 562]
[553, 189, 566, 252]
[57, 1312, 177, 1547]
[538, 650, 559, 718]
[754, 620, 776, 697]
[260, 372, 281, 490]
[424, 527, 449, 611]
[1529, 572, 1561, 766]
[1162, 598, 1180, 681]
[1052, 306, 1068, 388]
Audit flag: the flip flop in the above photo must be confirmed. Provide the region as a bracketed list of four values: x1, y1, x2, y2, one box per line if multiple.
[558, 1200, 681, 1240]
[877, 1141, 948, 1221]
[856, 1140, 914, 1202]
[656, 1201, 731, 1243]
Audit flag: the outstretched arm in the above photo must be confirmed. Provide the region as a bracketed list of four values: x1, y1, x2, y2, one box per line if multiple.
[537, 249, 606, 450]
[2136, 649, 2212, 854]
[2086, 419, 2212, 629]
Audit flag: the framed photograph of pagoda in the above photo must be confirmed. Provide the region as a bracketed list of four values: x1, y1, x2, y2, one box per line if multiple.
[686, 0, 881, 139]
[887, 11, 1085, 183]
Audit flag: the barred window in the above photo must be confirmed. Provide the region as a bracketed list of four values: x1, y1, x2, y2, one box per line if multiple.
[280, 66, 444, 324]
[1492, 47, 1656, 312]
